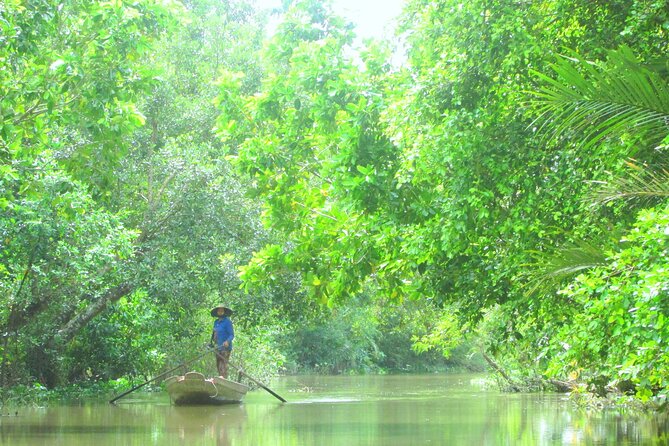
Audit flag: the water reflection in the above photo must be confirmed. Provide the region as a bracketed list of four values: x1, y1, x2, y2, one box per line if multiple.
[166, 405, 247, 446]
[1, 374, 667, 445]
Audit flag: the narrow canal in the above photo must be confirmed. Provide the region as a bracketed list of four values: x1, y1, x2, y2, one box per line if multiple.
[1, 374, 667, 445]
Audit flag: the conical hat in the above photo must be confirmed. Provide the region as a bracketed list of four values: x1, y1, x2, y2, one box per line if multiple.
[210, 305, 233, 317]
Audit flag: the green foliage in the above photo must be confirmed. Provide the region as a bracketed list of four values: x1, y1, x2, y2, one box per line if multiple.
[0, 0, 183, 192]
[83, 0, 293, 385]
[522, 240, 610, 297]
[63, 290, 168, 381]
[529, 40, 669, 402]
[378, 300, 479, 372]
[3, 0, 669, 406]
[283, 305, 383, 374]
[222, 0, 669, 403]
[411, 312, 462, 358]
[589, 160, 669, 207]
[0, 157, 138, 386]
[276, 289, 473, 374]
[532, 46, 669, 151]
[225, 0, 669, 320]
[545, 204, 669, 401]
[0, 0, 286, 391]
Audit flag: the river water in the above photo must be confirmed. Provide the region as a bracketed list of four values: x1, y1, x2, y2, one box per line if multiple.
[1, 374, 667, 445]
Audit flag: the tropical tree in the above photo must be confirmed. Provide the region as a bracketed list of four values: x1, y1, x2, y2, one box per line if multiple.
[220, 0, 669, 391]
[219, 0, 410, 304]
[0, 0, 183, 387]
[530, 47, 669, 399]
[0, 0, 292, 388]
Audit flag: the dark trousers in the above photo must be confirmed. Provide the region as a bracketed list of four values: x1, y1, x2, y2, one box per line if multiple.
[215, 349, 231, 378]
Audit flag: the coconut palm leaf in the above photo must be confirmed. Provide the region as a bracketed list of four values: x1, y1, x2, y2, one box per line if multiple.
[523, 241, 609, 297]
[532, 46, 669, 149]
[589, 160, 669, 207]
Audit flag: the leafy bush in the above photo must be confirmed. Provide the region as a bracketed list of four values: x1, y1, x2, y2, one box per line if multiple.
[546, 204, 669, 401]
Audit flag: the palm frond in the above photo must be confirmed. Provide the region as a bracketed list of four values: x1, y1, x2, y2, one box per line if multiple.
[531, 46, 669, 149]
[523, 241, 609, 297]
[589, 160, 669, 207]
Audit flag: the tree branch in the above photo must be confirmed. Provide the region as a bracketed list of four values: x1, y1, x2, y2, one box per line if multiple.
[50, 283, 134, 347]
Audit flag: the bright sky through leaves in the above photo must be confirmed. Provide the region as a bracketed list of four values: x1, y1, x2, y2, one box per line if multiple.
[255, 0, 406, 40]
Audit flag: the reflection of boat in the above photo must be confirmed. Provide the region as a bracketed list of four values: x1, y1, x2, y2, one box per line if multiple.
[165, 371, 249, 405]
[167, 403, 249, 446]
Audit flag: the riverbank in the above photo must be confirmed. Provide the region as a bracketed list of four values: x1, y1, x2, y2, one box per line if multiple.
[0, 378, 152, 411]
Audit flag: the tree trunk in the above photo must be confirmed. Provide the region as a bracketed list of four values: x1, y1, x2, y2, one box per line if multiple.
[548, 378, 578, 393]
[51, 283, 134, 347]
[480, 347, 522, 392]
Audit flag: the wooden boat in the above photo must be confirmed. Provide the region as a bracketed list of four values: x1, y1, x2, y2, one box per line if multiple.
[165, 371, 249, 405]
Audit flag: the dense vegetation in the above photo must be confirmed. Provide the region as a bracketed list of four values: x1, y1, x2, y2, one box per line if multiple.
[1, 0, 668, 407]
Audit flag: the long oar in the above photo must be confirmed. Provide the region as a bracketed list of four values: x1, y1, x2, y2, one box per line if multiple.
[109, 348, 210, 404]
[211, 347, 286, 403]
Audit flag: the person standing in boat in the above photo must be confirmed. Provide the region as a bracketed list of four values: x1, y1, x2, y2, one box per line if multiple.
[210, 305, 234, 378]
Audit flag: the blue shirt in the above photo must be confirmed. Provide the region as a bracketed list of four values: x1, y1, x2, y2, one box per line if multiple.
[213, 317, 234, 350]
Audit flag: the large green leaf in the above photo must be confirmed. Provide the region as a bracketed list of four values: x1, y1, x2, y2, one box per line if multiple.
[589, 160, 669, 207]
[532, 47, 669, 150]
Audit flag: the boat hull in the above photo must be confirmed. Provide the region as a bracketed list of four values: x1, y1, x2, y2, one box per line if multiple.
[165, 371, 249, 405]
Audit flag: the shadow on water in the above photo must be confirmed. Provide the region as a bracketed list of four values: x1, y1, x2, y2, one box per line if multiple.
[1, 374, 668, 445]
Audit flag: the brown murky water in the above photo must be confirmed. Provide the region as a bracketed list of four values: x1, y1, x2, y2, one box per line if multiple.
[1, 374, 667, 445]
